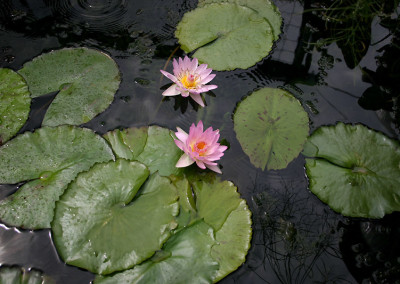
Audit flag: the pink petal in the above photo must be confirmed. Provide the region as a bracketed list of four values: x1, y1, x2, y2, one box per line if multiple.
[200, 74, 216, 85]
[174, 139, 185, 151]
[181, 90, 190, 97]
[198, 68, 213, 79]
[160, 70, 177, 82]
[197, 85, 218, 93]
[162, 84, 180, 96]
[206, 164, 222, 174]
[175, 127, 188, 142]
[190, 93, 205, 107]
[196, 63, 208, 74]
[190, 57, 198, 72]
[176, 153, 195, 168]
[196, 160, 206, 169]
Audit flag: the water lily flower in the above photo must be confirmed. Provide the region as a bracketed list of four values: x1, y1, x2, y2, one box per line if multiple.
[160, 56, 217, 107]
[174, 120, 227, 174]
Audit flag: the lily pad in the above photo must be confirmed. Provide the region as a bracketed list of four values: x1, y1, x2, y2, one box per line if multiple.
[52, 162, 179, 275]
[197, 0, 282, 40]
[104, 126, 183, 177]
[0, 125, 114, 229]
[234, 87, 309, 170]
[0, 68, 31, 145]
[94, 221, 219, 284]
[18, 47, 120, 127]
[0, 266, 55, 284]
[175, 3, 275, 71]
[211, 199, 252, 282]
[303, 123, 400, 218]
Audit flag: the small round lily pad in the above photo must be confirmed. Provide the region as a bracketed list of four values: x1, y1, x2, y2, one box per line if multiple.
[104, 126, 183, 177]
[0, 125, 114, 229]
[303, 123, 400, 218]
[234, 88, 309, 170]
[0, 68, 31, 144]
[52, 161, 179, 275]
[18, 47, 120, 126]
[94, 221, 219, 284]
[175, 3, 275, 71]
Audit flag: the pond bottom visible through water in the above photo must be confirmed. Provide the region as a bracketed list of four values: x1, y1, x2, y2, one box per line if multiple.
[0, 0, 400, 283]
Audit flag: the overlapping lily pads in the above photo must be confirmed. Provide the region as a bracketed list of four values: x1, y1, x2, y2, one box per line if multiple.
[0, 266, 55, 284]
[0, 68, 31, 145]
[175, 3, 276, 70]
[234, 88, 309, 170]
[103, 126, 183, 176]
[303, 123, 400, 218]
[18, 47, 120, 127]
[0, 125, 114, 229]
[52, 160, 179, 275]
[95, 221, 219, 284]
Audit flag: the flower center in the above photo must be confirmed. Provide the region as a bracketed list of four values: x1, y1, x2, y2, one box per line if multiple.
[193, 141, 207, 156]
[181, 74, 197, 89]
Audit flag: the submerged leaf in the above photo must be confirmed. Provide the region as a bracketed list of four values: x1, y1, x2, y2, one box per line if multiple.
[234, 88, 309, 170]
[94, 221, 219, 284]
[175, 3, 275, 70]
[18, 47, 120, 126]
[52, 163, 179, 275]
[0, 266, 55, 284]
[0, 68, 31, 144]
[0, 125, 114, 229]
[104, 126, 183, 176]
[303, 123, 400, 218]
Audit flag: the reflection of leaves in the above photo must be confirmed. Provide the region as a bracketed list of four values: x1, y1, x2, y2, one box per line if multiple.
[339, 213, 400, 283]
[306, 0, 395, 69]
[251, 181, 344, 284]
[0, 266, 55, 284]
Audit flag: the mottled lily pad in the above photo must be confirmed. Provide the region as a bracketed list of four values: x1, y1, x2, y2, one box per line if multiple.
[94, 221, 219, 284]
[0, 68, 31, 144]
[0, 125, 114, 229]
[104, 126, 183, 176]
[303, 123, 400, 218]
[52, 162, 179, 275]
[0, 266, 55, 284]
[175, 3, 275, 71]
[197, 0, 282, 40]
[18, 47, 120, 126]
[234, 88, 309, 170]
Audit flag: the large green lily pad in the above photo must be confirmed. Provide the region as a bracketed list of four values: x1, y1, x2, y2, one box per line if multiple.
[197, 0, 282, 40]
[94, 221, 219, 284]
[104, 126, 183, 177]
[18, 47, 120, 127]
[0, 125, 114, 229]
[303, 123, 400, 218]
[0, 266, 55, 284]
[0, 68, 31, 145]
[52, 162, 179, 275]
[175, 3, 275, 71]
[234, 88, 309, 170]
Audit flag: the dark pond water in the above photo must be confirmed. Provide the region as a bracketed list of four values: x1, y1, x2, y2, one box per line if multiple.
[1, 0, 400, 283]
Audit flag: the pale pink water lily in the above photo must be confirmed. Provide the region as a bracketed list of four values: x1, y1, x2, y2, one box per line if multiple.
[174, 120, 227, 174]
[160, 56, 217, 107]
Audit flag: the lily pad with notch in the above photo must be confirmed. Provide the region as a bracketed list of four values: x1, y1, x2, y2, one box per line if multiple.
[0, 125, 114, 229]
[18, 47, 120, 127]
[52, 161, 179, 275]
[303, 122, 400, 218]
[103, 125, 183, 177]
[175, 3, 275, 71]
[0, 68, 31, 145]
[234, 87, 309, 170]
[197, 0, 282, 41]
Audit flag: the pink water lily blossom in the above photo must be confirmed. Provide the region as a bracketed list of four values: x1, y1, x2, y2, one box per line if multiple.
[160, 56, 217, 107]
[174, 121, 227, 174]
